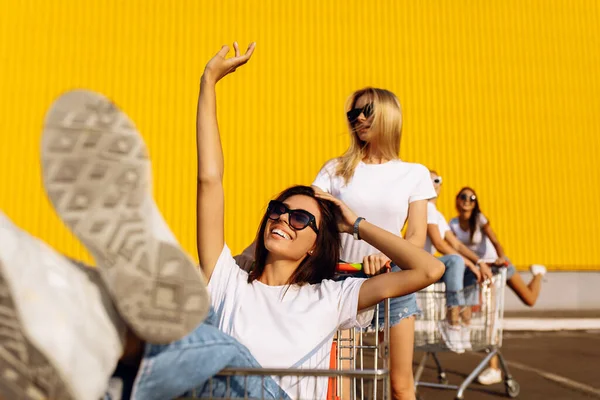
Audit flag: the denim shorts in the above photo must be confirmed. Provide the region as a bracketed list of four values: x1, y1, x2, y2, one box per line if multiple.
[335, 264, 420, 331]
[494, 263, 516, 280]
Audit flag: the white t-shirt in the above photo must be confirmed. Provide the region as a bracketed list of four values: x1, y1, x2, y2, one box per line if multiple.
[424, 202, 451, 255]
[208, 245, 372, 400]
[448, 213, 498, 260]
[312, 159, 436, 262]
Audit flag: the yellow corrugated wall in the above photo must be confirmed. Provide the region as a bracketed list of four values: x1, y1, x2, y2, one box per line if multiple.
[1, 1, 598, 270]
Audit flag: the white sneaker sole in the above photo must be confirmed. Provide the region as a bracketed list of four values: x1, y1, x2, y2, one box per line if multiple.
[0, 262, 75, 400]
[437, 321, 465, 354]
[41, 90, 210, 344]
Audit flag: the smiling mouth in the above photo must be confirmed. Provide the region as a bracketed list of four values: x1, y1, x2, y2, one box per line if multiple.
[271, 228, 291, 240]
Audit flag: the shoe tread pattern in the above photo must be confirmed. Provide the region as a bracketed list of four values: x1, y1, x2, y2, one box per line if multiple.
[41, 90, 209, 343]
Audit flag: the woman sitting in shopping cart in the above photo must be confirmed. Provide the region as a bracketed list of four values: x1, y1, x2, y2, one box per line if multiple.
[449, 186, 547, 385]
[195, 43, 444, 399]
[424, 171, 495, 354]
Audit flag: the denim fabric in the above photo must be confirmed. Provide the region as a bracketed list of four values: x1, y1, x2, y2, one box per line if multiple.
[437, 254, 467, 307]
[128, 309, 288, 400]
[494, 263, 516, 280]
[371, 265, 421, 329]
[335, 263, 420, 330]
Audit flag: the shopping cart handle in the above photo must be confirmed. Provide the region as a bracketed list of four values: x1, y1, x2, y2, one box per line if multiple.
[336, 263, 363, 272]
[336, 261, 392, 273]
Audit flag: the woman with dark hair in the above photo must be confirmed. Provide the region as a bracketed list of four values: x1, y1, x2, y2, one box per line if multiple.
[195, 43, 444, 399]
[449, 186, 546, 385]
[0, 43, 444, 400]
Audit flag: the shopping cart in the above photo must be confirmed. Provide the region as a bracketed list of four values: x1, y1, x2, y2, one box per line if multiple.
[184, 263, 391, 400]
[413, 268, 520, 399]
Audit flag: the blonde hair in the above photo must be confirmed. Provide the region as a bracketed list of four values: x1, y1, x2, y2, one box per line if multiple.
[335, 87, 403, 184]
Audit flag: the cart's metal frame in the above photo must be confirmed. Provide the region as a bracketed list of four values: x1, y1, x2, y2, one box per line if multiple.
[413, 269, 520, 399]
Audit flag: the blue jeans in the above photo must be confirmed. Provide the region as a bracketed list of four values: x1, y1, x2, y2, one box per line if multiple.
[127, 310, 288, 400]
[438, 254, 467, 307]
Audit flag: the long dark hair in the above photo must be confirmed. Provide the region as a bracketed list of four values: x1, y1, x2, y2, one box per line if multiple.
[456, 186, 481, 243]
[248, 185, 341, 285]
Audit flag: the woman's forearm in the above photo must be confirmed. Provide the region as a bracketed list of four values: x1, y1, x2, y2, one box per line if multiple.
[197, 77, 224, 182]
[359, 220, 443, 276]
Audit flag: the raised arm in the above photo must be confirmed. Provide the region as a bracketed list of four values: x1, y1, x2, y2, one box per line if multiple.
[314, 192, 445, 311]
[196, 42, 255, 280]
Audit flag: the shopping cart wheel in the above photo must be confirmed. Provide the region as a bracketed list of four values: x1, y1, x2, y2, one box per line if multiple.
[438, 372, 449, 385]
[505, 379, 520, 398]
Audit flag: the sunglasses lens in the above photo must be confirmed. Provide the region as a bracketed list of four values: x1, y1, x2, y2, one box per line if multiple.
[268, 201, 286, 220]
[290, 211, 310, 230]
[363, 103, 374, 118]
[459, 194, 476, 202]
[346, 108, 361, 122]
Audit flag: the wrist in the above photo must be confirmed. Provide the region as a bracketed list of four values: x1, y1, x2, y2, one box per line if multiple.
[200, 73, 217, 87]
[352, 217, 365, 240]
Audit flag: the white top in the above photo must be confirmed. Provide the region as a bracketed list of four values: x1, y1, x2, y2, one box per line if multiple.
[424, 202, 451, 255]
[312, 159, 436, 262]
[208, 245, 372, 400]
[448, 213, 498, 260]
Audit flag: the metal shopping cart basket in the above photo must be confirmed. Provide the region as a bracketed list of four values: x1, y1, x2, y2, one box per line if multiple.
[414, 268, 519, 399]
[184, 267, 391, 400]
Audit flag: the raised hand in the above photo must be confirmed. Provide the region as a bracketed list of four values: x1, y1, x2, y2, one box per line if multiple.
[202, 42, 256, 85]
[313, 189, 358, 235]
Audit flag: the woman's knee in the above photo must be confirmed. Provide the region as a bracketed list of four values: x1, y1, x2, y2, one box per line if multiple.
[390, 373, 415, 400]
[443, 254, 465, 269]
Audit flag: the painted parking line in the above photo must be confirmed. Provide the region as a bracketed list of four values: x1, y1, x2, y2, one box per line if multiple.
[503, 359, 600, 399]
[503, 318, 600, 331]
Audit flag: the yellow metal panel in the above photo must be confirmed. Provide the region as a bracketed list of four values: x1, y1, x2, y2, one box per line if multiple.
[0, 0, 598, 270]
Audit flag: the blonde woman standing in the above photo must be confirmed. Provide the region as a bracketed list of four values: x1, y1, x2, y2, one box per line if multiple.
[312, 88, 436, 400]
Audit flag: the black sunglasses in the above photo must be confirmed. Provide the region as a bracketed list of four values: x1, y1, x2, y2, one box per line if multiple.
[267, 200, 319, 234]
[459, 194, 477, 202]
[346, 103, 374, 122]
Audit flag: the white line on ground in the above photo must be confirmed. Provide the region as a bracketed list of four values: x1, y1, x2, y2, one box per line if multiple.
[503, 318, 600, 331]
[504, 359, 600, 398]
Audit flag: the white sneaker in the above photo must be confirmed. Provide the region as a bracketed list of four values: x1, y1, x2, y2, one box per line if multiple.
[438, 321, 465, 353]
[41, 90, 210, 344]
[461, 324, 473, 351]
[0, 211, 125, 400]
[530, 264, 547, 276]
[477, 367, 503, 385]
